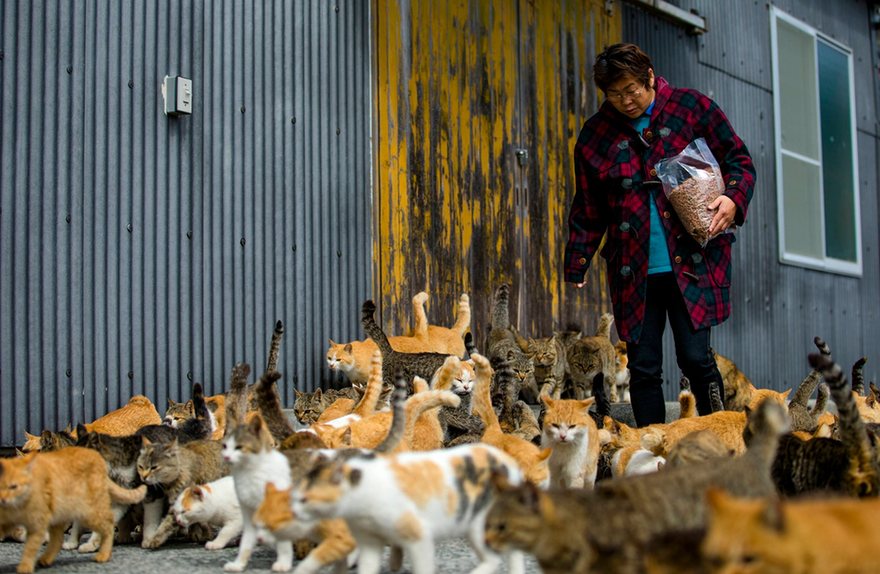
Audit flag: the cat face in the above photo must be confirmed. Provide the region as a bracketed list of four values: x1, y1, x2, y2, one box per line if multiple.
[452, 362, 476, 395]
[221, 417, 274, 465]
[702, 488, 778, 573]
[294, 389, 332, 425]
[484, 479, 547, 553]
[137, 439, 182, 486]
[541, 396, 596, 444]
[21, 432, 41, 453]
[526, 337, 559, 367]
[326, 340, 356, 373]
[173, 484, 214, 527]
[254, 483, 295, 532]
[0, 455, 34, 508]
[164, 399, 194, 428]
[291, 460, 356, 521]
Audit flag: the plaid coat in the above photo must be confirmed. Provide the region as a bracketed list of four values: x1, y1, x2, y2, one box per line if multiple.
[564, 77, 755, 343]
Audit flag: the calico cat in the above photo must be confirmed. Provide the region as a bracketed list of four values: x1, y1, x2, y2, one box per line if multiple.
[360, 299, 458, 393]
[172, 476, 243, 549]
[327, 292, 470, 385]
[703, 488, 880, 573]
[486, 398, 788, 574]
[566, 313, 617, 401]
[22, 395, 161, 452]
[485, 284, 536, 403]
[137, 436, 227, 549]
[471, 352, 552, 487]
[290, 443, 527, 574]
[0, 448, 147, 574]
[253, 483, 355, 574]
[540, 393, 604, 489]
[770, 349, 880, 498]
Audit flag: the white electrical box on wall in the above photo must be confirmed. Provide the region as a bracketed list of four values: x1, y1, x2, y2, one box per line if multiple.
[163, 75, 193, 116]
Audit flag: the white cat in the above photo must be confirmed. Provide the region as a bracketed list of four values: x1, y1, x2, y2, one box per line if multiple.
[172, 476, 243, 549]
[222, 417, 294, 572]
[291, 443, 526, 574]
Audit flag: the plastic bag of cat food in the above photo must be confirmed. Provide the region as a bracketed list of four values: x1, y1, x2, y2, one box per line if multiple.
[654, 138, 725, 247]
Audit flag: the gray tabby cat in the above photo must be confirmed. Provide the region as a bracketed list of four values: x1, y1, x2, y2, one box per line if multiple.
[486, 284, 535, 403]
[787, 336, 831, 434]
[292, 387, 361, 425]
[361, 299, 457, 393]
[565, 313, 617, 401]
[512, 327, 566, 404]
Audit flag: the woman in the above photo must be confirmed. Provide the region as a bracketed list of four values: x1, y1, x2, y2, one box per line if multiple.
[564, 43, 755, 426]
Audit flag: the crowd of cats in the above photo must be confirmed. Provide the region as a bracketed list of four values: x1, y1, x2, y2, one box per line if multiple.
[2, 284, 880, 573]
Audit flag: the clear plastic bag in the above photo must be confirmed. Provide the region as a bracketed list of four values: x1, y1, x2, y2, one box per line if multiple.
[654, 138, 724, 247]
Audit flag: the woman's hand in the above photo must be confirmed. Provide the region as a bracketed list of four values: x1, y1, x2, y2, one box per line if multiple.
[708, 195, 736, 236]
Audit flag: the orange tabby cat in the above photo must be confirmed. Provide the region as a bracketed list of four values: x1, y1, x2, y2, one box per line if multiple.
[471, 352, 551, 487]
[253, 482, 356, 574]
[326, 292, 469, 384]
[0, 448, 147, 573]
[703, 487, 880, 573]
[540, 394, 604, 489]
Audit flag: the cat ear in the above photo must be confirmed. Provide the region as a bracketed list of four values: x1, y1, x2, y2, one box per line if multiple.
[185, 400, 194, 413]
[344, 344, 353, 354]
[15, 448, 24, 457]
[340, 427, 352, 446]
[248, 414, 265, 434]
[314, 388, 323, 399]
[295, 390, 303, 398]
[516, 481, 542, 512]
[76, 424, 89, 440]
[780, 389, 791, 400]
[141, 436, 152, 447]
[328, 338, 337, 346]
[24, 431, 38, 441]
[167, 398, 176, 407]
[580, 397, 596, 411]
[540, 393, 554, 408]
[192, 486, 205, 500]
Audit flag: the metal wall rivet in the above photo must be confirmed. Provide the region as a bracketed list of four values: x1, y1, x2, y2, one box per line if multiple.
[128, 371, 134, 380]
[65, 369, 72, 378]
[65, 214, 71, 223]
[240, 105, 246, 113]
[337, 249, 342, 257]
[291, 117, 296, 124]
[187, 371, 193, 381]
[240, 237, 246, 247]
[186, 230, 193, 239]
[128, 80, 134, 89]
[66, 66, 72, 74]
[126, 223, 132, 233]
[291, 244, 296, 252]
[336, 127, 341, 135]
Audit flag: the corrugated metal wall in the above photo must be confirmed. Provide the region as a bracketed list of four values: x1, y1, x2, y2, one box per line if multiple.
[623, 0, 880, 398]
[374, 0, 621, 347]
[0, 0, 372, 446]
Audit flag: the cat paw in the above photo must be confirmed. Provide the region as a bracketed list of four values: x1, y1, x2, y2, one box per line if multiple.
[223, 562, 246, 572]
[205, 540, 226, 550]
[271, 560, 293, 572]
[77, 541, 100, 553]
[36, 557, 54, 568]
[15, 565, 35, 574]
[62, 540, 79, 551]
[141, 537, 163, 550]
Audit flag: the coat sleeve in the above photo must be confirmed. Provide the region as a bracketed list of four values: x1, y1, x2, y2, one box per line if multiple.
[698, 98, 756, 226]
[564, 139, 610, 283]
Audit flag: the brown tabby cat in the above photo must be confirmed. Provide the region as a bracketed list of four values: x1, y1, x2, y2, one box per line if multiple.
[22, 395, 161, 452]
[293, 388, 361, 426]
[703, 488, 880, 573]
[471, 352, 551, 487]
[165, 394, 228, 440]
[0, 448, 147, 573]
[327, 292, 470, 384]
[566, 313, 617, 401]
[714, 349, 758, 411]
[485, 284, 536, 403]
[513, 327, 566, 404]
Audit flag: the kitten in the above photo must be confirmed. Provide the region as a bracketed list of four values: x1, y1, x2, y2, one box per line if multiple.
[360, 299, 457, 393]
[137, 436, 227, 549]
[221, 415, 295, 572]
[290, 443, 527, 574]
[703, 488, 880, 573]
[327, 292, 469, 385]
[471, 352, 552, 487]
[253, 483, 355, 574]
[0, 448, 147, 574]
[540, 393, 604, 489]
[172, 476, 243, 550]
[485, 284, 536, 403]
[565, 313, 617, 401]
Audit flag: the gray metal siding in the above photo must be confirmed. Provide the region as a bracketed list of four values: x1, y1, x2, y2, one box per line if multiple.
[623, 0, 880, 399]
[0, 1, 372, 446]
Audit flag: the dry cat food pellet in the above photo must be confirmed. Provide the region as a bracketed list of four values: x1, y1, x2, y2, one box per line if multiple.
[666, 171, 723, 246]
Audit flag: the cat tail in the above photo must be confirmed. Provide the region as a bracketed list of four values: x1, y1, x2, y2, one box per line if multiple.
[640, 428, 669, 457]
[400, 384, 460, 452]
[810, 383, 830, 417]
[790, 369, 822, 408]
[471, 352, 501, 430]
[107, 481, 148, 505]
[490, 284, 511, 331]
[591, 372, 611, 419]
[451, 293, 471, 336]
[375, 374, 408, 453]
[463, 332, 478, 358]
[266, 320, 285, 373]
[410, 292, 430, 337]
[677, 377, 697, 419]
[709, 381, 724, 413]
[852, 356, 867, 395]
[595, 313, 614, 339]
[361, 300, 394, 354]
[224, 362, 252, 435]
[809, 350, 879, 496]
[353, 351, 384, 417]
[254, 370, 295, 444]
[178, 383, 213, 441]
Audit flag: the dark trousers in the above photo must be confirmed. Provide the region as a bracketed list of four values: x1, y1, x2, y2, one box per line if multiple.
[626, 272, 724, 427]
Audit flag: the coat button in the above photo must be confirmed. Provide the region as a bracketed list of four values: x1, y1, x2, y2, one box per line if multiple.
[692, 253, 703, 264]
[674, 256, 682, 264]
[663, 210, 671, 219]
[649, 168, 657, 177]
[729, 179, 737, 186]
[644, 130, 653, 139]
[620, 222, 631, 232]
[620, 265, 632, 277]
[579, 257, 587, 265]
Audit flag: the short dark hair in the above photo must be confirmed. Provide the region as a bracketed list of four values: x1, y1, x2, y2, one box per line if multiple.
[592, 43, 653, 92]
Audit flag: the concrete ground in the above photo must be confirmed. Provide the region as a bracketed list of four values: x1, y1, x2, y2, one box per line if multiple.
[0, 539, 541, 573]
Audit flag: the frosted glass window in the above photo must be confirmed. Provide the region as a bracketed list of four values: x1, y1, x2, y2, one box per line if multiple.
[772, 8, 861, 276]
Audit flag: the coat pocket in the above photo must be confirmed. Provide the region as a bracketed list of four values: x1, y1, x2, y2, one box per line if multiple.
[703, 232, 736, 289]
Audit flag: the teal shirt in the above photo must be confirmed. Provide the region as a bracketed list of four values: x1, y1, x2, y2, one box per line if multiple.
[632, 102, 672, 274]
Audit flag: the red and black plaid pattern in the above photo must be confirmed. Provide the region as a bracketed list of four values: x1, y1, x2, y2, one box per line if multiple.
[565, 77, 755, 343]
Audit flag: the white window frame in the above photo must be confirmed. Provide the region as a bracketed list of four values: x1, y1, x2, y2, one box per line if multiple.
[770, 6, 862, 277]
